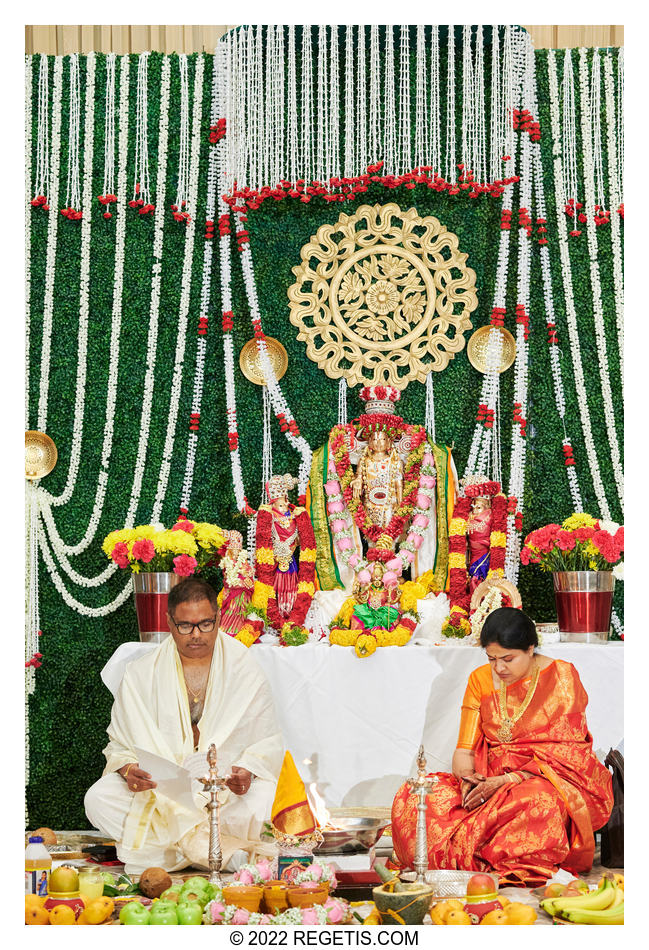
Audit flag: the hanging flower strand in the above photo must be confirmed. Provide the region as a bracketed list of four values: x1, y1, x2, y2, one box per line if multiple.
[98, 52, 117, 217]
[130, 52, 154, 216]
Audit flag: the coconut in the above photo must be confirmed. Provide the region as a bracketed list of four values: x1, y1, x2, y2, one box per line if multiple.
[28, 827, 58, 846]
[138, 866, 173, 898]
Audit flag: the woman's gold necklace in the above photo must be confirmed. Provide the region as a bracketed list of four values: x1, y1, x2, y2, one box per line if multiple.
[496, 660, 540, 742]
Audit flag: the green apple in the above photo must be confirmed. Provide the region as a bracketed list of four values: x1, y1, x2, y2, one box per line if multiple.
[101, 872, 116, 886]
[182, 876, 210, 893]
[179, 889, 209, 907]
[119, 901, 151, 925]
[149, 903, 178, 925]
[160, 885, 183, 903]
[177, 901, 203, 925]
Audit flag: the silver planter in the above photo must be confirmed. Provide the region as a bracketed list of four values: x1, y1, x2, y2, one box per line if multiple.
[132, 571, 181, 643]
[552, 571, 615, 643]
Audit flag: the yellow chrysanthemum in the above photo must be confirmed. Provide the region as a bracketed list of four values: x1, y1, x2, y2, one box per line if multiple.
[154, 530, 198, 557]
[251, 581, 274, 611]
[562, 513, 598, 531]
[236, 627, 257, 648]
[131, 525, 158, 540]
[300, 548, 317, 562]
[297, 581, 315, 596]
[355, 634, 378, 658]
[490, 531, 507, 547]
[333, 597, 356, 628]
[449, 517, 468, 535]
[417, 569, 438, 593]
[193, 522, 226, 551]
[217, 589, 224, 608]
[329, 628, 358, 646]
[255, 547, 276, 565]
[102, 529, 130, 556]
[448, 552, 468, 570]
[487, 567, 505, 578]
[131, 563, 141, 574]
[585, 540, 598, 558]
[399, 580, 427, 613]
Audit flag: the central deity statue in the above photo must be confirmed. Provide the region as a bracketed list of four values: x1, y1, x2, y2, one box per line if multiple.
[306, 385, 458, 599]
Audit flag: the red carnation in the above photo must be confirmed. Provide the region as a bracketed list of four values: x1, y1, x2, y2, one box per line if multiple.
[556, 530, 576, 551]
[172, 520, 195, 534]
[110, 541, 130, 569]
[131, 538, 155, 563]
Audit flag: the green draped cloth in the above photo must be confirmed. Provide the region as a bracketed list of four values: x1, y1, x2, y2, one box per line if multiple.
[352, 603, 399, 630]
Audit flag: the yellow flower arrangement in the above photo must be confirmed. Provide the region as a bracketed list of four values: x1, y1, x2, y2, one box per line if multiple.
[398, 581, 427, 613]
[251, 581, 274, 612]
[255, 547, 276, 566]
[562, 512, 598, 531]
[334, 597, 357, 627]
[192, 521, 227, 552]
[416, 569, 438, 593]
[490, 531, 507, 547]
[448, 552, 468, 570]
[329, 627, 358, 646]
[355, 633, 378, 658]
[236, 626, 258, 648]
[297, 581, 315, 596]
[300, 548, 317, 562]
[154, 529, 199, 557]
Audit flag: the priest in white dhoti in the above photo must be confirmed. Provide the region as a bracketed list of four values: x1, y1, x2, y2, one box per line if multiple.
[84, 578, 283, 873]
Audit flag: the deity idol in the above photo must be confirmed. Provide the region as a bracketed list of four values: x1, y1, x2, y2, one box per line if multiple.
[219, 530, 255, 637]
[467, 493, 494, 593]
[307, 385, 458, 597]
[350, 561, 401, 634]
[254, 474, 317, 632]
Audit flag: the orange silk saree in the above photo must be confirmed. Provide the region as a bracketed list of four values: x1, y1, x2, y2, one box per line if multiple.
[391, 659, 613, 885]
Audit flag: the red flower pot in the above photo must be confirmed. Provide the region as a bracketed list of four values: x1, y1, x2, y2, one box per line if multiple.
[553, 571, 614, 643]
[133, 572, 181, 643]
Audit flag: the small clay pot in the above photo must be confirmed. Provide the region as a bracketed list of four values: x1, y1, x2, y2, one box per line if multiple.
[372, 883, 435, 925]
[263, 880, 290, 914]
[287, 883, 329, 908]
[222, 884, 264, 913]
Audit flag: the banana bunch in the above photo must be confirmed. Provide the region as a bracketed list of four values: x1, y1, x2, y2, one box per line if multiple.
[540, 874, 624, 925]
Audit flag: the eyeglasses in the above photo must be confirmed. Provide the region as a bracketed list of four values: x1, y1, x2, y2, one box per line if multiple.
[170, 615, 217, 636]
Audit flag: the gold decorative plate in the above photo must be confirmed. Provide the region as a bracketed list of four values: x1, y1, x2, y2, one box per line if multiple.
[25, 430, 58, 480]
[470, 577, 522, 612]
[239, 337, 288, 386]
[467, 326, 516, 374]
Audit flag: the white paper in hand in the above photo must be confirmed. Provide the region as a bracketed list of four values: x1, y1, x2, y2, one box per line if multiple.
[182, 749, 234, 782]
[134, 746, 195, 810]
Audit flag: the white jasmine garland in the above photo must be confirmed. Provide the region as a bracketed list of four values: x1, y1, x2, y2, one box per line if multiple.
[37, 55, 63, 431]
[64, 54, 82, 212]
[603, 50, 624, 395]
[126, 55, 171, 526]
[578, 49, 623, 511]
[102, 53, 116, 199]
[33, 53, 49, 202]
[25, 55, 32, 430]
[42, 55, 130, 569]
[547, 50, 611, 521]
[152, 54, 204, 522]
[180, 51, 220, 511]
[133, 52, 152, 206]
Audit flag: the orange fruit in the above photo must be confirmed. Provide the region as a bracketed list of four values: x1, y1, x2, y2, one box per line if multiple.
[49, 904, 77, 925]
[25, 894, 46, 908]
[84, 899, 112, 924]
[25, 904, 49, 925]
[504, 902, 537, 925]
[96, 896, 115, 917]
[446, 909, 472, 925]
[480, 908, 509, 925]
[76, 911, 89, 925]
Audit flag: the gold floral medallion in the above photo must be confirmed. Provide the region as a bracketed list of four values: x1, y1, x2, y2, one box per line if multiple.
[288, 203, 478, 389]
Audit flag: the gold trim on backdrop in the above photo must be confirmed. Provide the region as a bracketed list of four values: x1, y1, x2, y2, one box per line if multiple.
[239, 337, 288, 386]
[288, 202, 478, 389]
[467, 326, 516, 374]
[25, 431, 58, 480]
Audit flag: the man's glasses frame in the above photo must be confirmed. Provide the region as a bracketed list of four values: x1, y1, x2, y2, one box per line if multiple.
[170, 615, 217, 636]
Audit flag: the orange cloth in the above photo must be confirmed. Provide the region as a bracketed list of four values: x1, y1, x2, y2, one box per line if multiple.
[391, 660, 614, 886]
[270, 751, 316, 836]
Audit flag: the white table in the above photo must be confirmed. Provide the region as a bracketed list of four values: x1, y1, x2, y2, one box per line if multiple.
[102, 640, 623, 809]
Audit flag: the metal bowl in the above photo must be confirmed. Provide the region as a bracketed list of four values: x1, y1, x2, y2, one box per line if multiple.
[313, 817, 388, 855]
[416, 869, 498, 901]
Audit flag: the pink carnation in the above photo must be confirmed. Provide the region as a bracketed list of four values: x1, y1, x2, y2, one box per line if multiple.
[615, 526, 624, 552]
[131, 538, 155, 562]
[383, 571, 398, 586]
[403, 550, 415, 563]
[110, 541, 130, 569]
[574, 526, 596, 543]
[386, 557, 403, 572]
[357, 569, 372, 585]
[172, 520, 195, 533]
[520, 546, 532, 566]
[231, 907, 250, 925]
[324, 480, 341, 496]
[173, 554, 198, 577]
[301, 908, 319, 924]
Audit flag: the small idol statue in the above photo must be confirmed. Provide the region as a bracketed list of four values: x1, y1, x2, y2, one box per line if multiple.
[350, 426, 404, 530]
[219, 530, 255, 637]
[465, 479, 497, 593]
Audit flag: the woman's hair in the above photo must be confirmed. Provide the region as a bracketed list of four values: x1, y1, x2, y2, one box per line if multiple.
[479, 607, 538, 650]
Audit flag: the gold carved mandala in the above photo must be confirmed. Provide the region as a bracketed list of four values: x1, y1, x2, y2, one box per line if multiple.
[287, 203, 478, 388]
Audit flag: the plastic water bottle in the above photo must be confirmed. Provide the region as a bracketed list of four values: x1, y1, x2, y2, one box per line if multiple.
[25, 835, 52, 895]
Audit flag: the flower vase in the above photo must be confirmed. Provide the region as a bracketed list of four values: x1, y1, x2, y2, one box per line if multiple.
[552, 571, 614, 643]
[132, 572, 181, 643]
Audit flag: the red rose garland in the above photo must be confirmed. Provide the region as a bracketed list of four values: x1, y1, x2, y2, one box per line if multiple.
[255, 505, 317, 631]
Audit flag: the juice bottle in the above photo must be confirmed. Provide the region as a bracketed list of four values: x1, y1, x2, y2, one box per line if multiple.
[25, 835, 52, 895]
[78, 868, 104, 900]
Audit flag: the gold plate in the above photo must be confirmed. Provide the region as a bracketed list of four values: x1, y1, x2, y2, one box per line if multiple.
[470, 577, 522, 612]
[467, 326, 516, 374]
[239, 336, 288, 386]
[25, 430, 58, 480]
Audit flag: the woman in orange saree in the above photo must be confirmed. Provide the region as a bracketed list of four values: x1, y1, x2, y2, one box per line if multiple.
[391, 608, 613, 886]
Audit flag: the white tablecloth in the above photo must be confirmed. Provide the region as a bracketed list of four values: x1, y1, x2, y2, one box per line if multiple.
[101, 640, 623, 808]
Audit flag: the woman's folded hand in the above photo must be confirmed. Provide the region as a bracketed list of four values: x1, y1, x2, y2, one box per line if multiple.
[463, 775, 506, 811]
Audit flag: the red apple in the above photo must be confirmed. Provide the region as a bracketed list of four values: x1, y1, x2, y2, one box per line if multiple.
[466, 873, 497, 898]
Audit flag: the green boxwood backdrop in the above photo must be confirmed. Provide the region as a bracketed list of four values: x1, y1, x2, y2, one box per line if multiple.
[26, 33, 623, 828]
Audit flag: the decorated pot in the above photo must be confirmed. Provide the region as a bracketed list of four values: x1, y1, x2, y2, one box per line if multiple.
[222, 884, 264, 913]
[287, 883, 330, 908]
[552, 571, 614, 643]
[463, 895, 502, 924]
[262, 880, 289, 914]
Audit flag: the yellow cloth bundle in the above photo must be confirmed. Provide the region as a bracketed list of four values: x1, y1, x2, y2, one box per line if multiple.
[270, 751, 316, 836]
